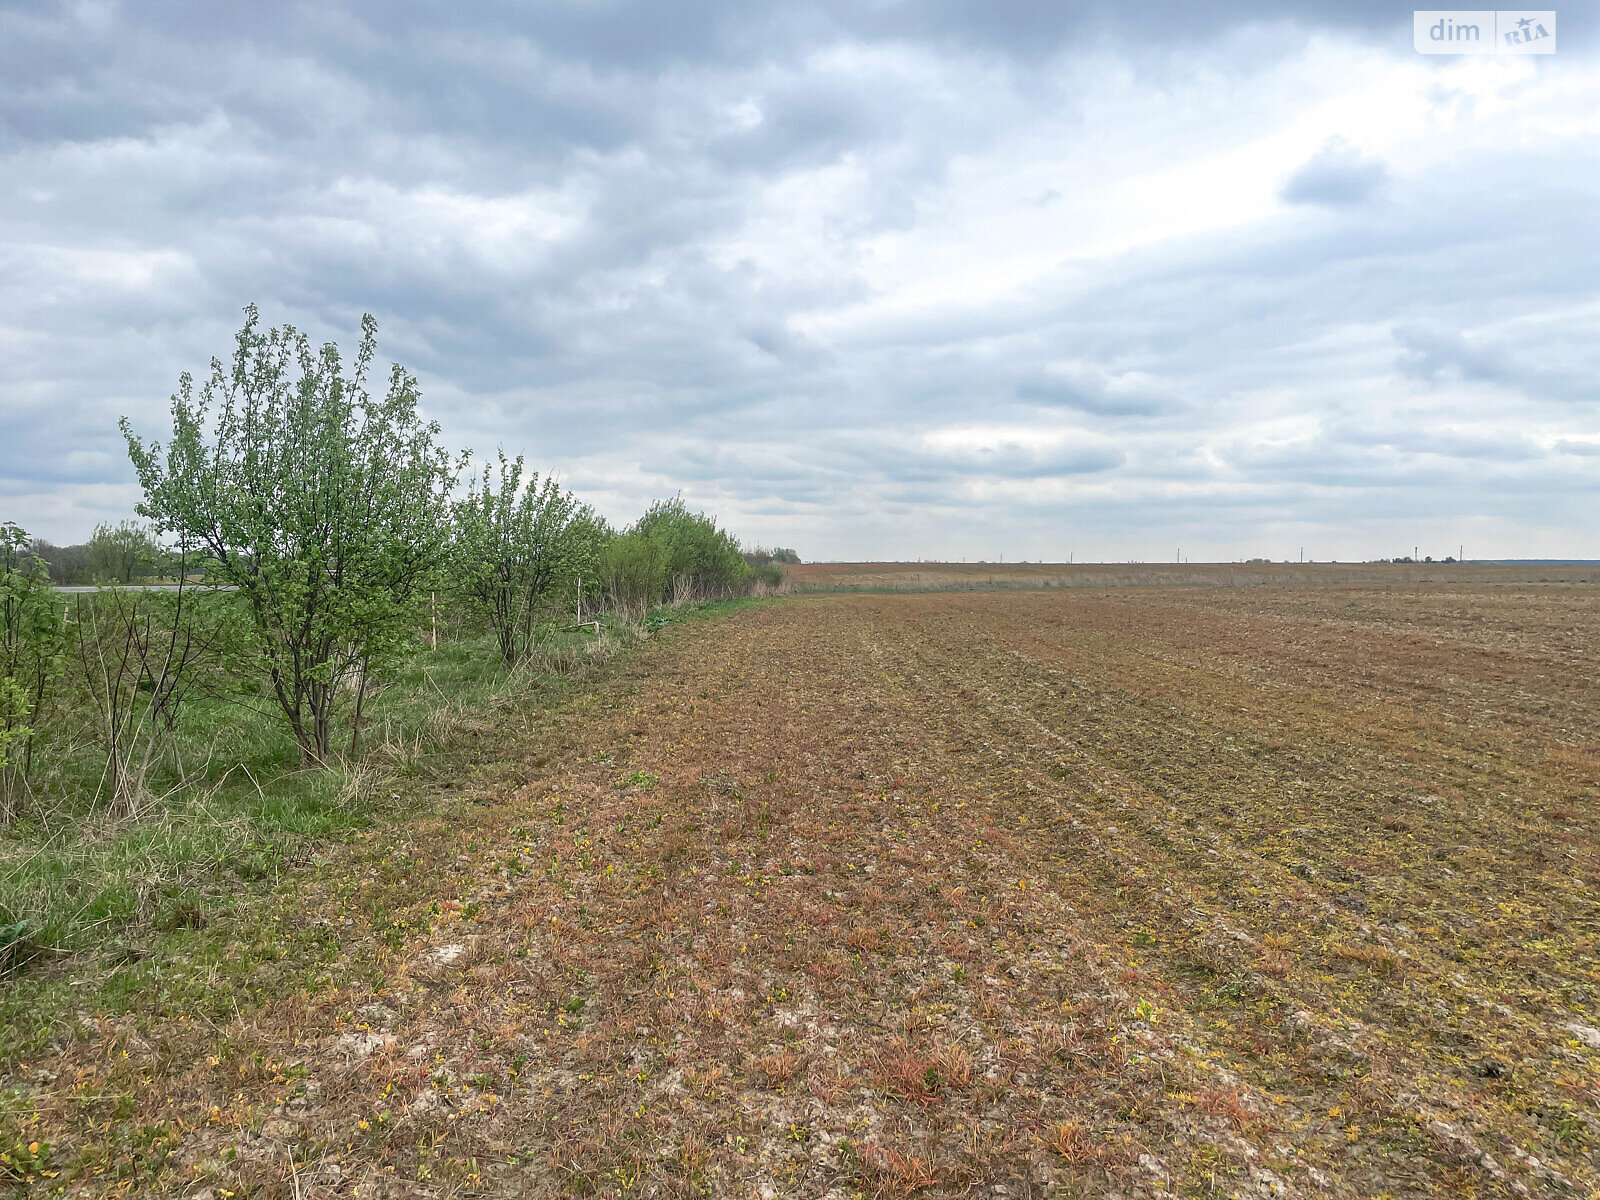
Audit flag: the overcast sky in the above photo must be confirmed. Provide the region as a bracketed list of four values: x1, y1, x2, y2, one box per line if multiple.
[2, 2, 1596, 561]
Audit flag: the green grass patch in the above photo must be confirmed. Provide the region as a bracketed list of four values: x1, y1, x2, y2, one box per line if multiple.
[642, 594, 774, 632]
[0, 621, 635, 958]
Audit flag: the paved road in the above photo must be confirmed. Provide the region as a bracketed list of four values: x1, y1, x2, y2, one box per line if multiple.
[51, 584, 234, 593]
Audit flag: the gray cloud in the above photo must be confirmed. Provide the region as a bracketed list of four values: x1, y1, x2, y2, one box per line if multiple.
[1015, 368, 1179, 417]
[1394, 324, 1516, 383]
[1282, 138, 1388, 206]
[1394, 324, 1600, 404]
[910, 439, 1125, 481]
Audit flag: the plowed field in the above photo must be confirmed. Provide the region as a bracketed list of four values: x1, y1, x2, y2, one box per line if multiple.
[19, 583, 1600, 1198]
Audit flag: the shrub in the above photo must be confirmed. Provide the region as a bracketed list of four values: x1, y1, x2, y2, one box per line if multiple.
[0, 523, 63, 821]
[747, 545, 800, 568]
[602, 530, 671, 619]
[122, 306, 458, 766]
[627, 497, 751, 604]
[454, 452, 611, 666]
[70, 565, 236, 816]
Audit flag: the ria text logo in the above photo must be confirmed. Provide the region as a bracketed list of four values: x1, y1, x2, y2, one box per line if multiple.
[1414, 10, 1556, 53]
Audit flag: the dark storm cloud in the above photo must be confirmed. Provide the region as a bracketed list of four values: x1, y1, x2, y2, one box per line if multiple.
[1, 0, 1596, 558]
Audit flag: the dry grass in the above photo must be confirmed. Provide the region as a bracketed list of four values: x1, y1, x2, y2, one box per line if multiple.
[1194, 1087, 1258, 1129]
[752, 1049, 803, 1088]
[1046, 1119, 1098, 1163]
[859, 1145, 939, 1197]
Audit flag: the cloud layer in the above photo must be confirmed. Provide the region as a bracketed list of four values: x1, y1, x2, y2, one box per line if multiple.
[2, 1, 1597, 561]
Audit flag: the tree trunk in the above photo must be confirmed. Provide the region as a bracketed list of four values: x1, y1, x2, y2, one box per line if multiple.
[349, 656, 372, 756]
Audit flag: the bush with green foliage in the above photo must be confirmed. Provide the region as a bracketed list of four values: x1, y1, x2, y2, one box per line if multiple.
[742, 544, 799, 587]
[455, 452, 611, 665]
[0, 524, 63, 821]
[624, 497, 752, 605]
[602, 529, 672, 616]
[122, 306, 458, 766]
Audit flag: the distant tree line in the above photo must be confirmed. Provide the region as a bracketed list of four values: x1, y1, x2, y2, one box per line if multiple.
[27, 521, 168, 586]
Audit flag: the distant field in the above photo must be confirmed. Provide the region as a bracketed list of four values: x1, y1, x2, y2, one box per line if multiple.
[15, 579, 1600, 1196]
[789, 558, 1600, 590]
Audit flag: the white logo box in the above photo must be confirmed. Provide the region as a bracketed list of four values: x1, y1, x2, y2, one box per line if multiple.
[1414, 10, 1556, 53]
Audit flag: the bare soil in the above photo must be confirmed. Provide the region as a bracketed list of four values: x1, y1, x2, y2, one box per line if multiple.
[15, 581, 1600, 1197]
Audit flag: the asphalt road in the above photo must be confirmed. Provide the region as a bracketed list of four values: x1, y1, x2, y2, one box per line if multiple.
[51, 584, 234, 592]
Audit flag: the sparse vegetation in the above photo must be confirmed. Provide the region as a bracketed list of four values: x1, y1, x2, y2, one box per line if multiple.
[0, 523, 62, 824]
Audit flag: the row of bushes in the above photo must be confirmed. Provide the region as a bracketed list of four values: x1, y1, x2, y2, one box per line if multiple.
[2, 306, 797, 813]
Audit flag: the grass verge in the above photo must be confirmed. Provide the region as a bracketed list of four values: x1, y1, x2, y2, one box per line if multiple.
[0, 604, 758, 1065]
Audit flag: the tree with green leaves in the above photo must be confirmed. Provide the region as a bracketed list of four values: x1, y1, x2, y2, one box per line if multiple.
[633, 496, 751, 601]
[87, 520, 163, 584]
[455, 452, 610, 666]
[0, 522, 63, 820]
[122, 306, 458, 766]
